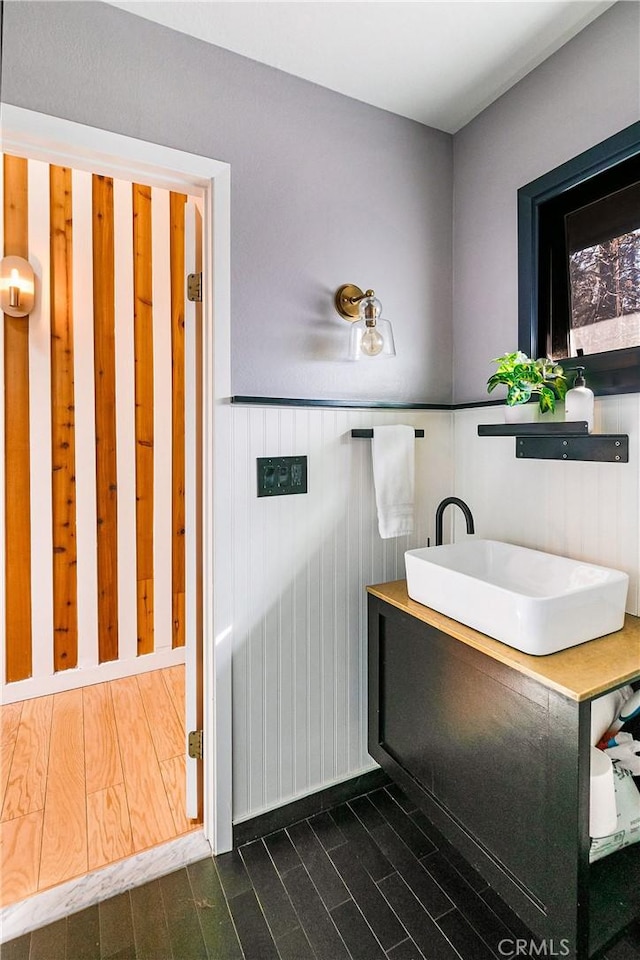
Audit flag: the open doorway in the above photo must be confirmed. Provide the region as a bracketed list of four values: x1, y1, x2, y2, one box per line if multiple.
[0, 109, 233, 927]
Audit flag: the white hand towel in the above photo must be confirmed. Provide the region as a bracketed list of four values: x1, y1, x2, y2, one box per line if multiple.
[371, 425, 415, 539]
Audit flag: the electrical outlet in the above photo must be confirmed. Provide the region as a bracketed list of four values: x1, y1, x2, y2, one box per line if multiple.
[257, 456, 307, 497]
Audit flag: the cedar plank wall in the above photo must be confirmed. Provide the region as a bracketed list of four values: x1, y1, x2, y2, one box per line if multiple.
[3, 156, 32, 682]
[93, 175, 119, 664]
[50, 164, 78, 671]
[2, 154, 192, 699]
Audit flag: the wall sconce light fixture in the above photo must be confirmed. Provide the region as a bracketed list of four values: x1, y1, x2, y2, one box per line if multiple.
[0, 256, 36, 318]
[334, 284, 396, 360]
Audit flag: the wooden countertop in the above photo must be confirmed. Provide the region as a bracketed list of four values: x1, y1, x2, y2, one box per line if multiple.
[367, 580, 640, 702]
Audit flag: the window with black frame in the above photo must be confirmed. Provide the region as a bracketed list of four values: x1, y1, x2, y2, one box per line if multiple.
[519, 124, 640, 395]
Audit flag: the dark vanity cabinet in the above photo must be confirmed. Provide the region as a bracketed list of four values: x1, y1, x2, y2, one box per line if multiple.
[367, 586, 640, 960]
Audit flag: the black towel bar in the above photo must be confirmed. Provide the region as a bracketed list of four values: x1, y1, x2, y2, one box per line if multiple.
[351, 429, 424, 438]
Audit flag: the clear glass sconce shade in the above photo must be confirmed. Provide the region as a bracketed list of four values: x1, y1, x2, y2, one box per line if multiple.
[348, 316, 396, 360]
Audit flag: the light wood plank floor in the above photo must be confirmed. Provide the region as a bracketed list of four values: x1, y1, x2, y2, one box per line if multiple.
[0, 665, 201, 907]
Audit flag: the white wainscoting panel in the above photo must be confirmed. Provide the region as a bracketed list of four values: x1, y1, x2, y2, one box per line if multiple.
[230, 406, 453, 823]
[452, 396, 640, 615]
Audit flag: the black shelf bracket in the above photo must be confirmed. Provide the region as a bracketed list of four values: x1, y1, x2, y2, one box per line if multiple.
[515, 435, 628, 462]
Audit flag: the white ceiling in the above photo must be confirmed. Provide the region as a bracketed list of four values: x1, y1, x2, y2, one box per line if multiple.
[107, 0, 615, 133]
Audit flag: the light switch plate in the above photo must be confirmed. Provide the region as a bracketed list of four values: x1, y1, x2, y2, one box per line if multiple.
[257, 456, 307, 497]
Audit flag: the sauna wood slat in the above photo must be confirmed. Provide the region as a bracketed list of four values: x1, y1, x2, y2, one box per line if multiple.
[0, 810, 43, 904]
[0, 701, 23, 804]
[82, 682, 123, 795]
[93, 174, 119, 663]
[39, 689, 87, 890]
[3, 154, 32, 682]
[50, 165, 78, 671]
[87, 782, 133, 871]
[136, 669, 184, 761]
[133, 183, 154, 655]
[110, 675, 176, 850]
[136, 578, 154, 658]
[1, 695, 53, 821]
[170, 192, 186, 649]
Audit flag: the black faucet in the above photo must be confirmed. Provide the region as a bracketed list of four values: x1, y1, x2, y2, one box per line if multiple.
[434, 497, 475, 546]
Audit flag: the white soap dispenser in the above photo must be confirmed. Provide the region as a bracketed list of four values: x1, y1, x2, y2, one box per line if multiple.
[565, 366, 594, 433]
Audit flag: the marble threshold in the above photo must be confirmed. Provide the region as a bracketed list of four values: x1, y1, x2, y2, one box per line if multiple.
[0, 830, 212, 943]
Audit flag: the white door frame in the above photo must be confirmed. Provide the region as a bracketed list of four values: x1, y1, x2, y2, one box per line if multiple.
[0, 105, 234, 854]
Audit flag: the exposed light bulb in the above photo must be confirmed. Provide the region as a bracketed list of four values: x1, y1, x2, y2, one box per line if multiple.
[9, 269, 20, 308]
[360, 325, 384, 356]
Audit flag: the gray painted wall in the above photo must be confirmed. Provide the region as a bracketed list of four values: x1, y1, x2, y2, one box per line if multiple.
[452, 0, 640, 404]
[0, 0, 453, 404]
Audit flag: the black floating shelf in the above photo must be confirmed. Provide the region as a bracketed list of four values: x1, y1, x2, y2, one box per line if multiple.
[351, 428, 425, 438]
[477, 421, 589, 437]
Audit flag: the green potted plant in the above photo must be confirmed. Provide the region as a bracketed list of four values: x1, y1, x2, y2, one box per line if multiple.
[487, 351, 567, 422]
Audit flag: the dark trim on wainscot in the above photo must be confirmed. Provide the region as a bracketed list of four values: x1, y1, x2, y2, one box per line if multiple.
[232, 768, 390, 846]
[231, 395, 509, 411]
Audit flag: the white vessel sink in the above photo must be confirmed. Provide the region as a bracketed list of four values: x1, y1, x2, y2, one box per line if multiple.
[404, 539, 628, 656]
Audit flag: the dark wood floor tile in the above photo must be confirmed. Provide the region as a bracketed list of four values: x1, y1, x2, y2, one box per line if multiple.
[280, 864, 350, 960]
[287, 820, 350, 910]
[349, 794, 387, 831]
[371, 823, 453, 920]
[421, 852, 513, 952]
[30, 918, 67, 960]
[403, 808, 445, 847]
[331, 898, 387, 960]
[378, 874, 460, 960]
[368, 789, 436, 858]
[214, 848, 253, 900]
[239, 839, 299, 939]
[308, 810, 347, 851]
[264, 828, 303, 876]
[0, 933, 31, 960]
[328, 844, 407, 951]
[159, 866, 208, 960]
[330, 802, 395, 882]
[130, 878, 172, 960]
[384, 784, 419, 815]
[227, 887, 279, 960]
[436, 908, 497, 960]
[99, 891, 136, 959]
[386, 937, 425, 960]
[187, 857, 243, 960]
[67, 904, 101, 960]
[275, 924, 316, 960]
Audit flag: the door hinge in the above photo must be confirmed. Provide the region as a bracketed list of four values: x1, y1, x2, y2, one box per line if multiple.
[187, 272, 202, 302]
[188, 729, 203, 760]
